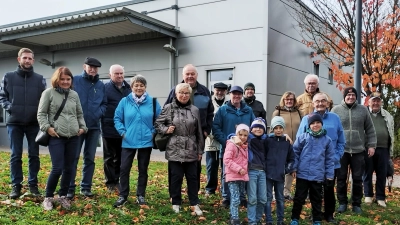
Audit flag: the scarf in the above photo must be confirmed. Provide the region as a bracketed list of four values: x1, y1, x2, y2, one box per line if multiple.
[133, 92, 147, 104]
[55, 87, 70, 94]
[306, 128, 326, 137]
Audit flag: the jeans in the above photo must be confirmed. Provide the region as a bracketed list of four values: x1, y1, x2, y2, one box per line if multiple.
[247, 170, 267, 224]
[69, 129, 100, 192]
[169, 161, 199, 206]
[363, 147, 389, 200]
[119, 148, 152, 198]
[266, 179, 284, 223]
[222, 160, 246, 201]
[228, 181, 242, 220]
[337, 152, 365, 206]
[102, 137, 123, 186]
[8, 124, 40, 186]
[291, 178, 323, 222]
[46, 136, 79, 197]
[205, 151, 219, 193]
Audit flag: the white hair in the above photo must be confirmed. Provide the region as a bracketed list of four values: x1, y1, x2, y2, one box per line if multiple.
[182, 64, 198, 74]
[175, 83, 192, 94]
[313, 92, 328, 101]
[304, 74, 319, 84]
[109, 64, 124, 74]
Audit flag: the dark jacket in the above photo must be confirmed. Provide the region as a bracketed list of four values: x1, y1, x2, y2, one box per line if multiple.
[264, 134, 294, 182]
[101, 80, 131, 138]
[155, 98, 204, 162]
[248, 133, 267, 171]
[165, 81, 214, 135]
[0, 66, 46, 125]
[73, 71, 107, 130]
[244, 96, 266, 120]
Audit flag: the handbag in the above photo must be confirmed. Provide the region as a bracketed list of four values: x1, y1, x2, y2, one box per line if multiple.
[154, 103, 174, 152]
[35, 91, 69, 146]
[152, 98, 159, 149]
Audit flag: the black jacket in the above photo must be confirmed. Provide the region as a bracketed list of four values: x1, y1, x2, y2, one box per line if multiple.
[101, 80, 131, 138]
[264, 134, 294, 182]
[0, 66, 46, 125]
[244, 96, 266, 120]
[248, 133, 267, 171]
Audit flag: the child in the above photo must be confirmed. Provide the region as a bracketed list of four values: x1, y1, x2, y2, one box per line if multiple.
[264, 116, 295, 225]
[247, 118, 268, 225]
[223, 124, 250, 225]
[290, 113, 335, 225]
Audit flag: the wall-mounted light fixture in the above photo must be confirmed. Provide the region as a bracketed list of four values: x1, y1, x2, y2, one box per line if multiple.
[163, 44, 178, 57]
[39, 58, 55, 69]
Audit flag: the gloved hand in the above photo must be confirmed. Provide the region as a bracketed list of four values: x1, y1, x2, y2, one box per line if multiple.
[325, 179, 334, 187]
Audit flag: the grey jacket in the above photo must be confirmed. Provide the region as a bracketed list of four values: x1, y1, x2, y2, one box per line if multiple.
[155, 99, 204, 162]
[370, 108, 395, 157]
[205, 95, 230, 151]
[331, 100, 376, 154]
[37, 88, 87, 138]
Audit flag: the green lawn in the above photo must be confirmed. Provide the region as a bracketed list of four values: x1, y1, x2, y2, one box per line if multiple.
[0, 152, 399, 224]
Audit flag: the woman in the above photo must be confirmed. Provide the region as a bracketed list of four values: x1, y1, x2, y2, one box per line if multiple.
[38, 67, 87, 210]
[271, 91, 302, 200]
[155, 83, 204, 216]
[113, 75, 161, 207]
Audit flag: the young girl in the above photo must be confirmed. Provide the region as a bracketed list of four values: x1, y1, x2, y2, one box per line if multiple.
[223, 124, 250, 225]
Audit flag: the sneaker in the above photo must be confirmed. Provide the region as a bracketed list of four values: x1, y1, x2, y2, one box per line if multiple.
[66, 190, 75, 200]
[352, 206, 362, 214]
[172, 205, 180, 213]
[230, 218, 240, 225]
[325, 216, 336, 223]
[377, 200, 386, 207]
[9, 185, 22, 199]
[80, 189, 94, 197]
[29, 185, 41, 196]
[312, 222, 322, 225]
[290, 219, 299, 225]
[136, 196, 146, 205]
[222, 199, 230, 208]
[364, 197, 372, 204]
[337, 204, 347, 213]
[42, 197, 54, 210]
[284, 195, 293, 200]
[191, 204, 203, 216]
[57, 196, 71, 209]
[113, 197, 127, 208]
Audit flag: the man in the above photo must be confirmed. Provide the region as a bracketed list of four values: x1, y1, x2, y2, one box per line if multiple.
[165, 64, 214, 194]
[297, 74, 333, 115]
[297, 93, 345, 223]
[331, 87, 376, 214]
[68, 57, 107, 198]
[101, 65, 131, 192]
[212, 85, 255, 207]
[0, 48, 46, 199]
[243, 82, 266, 120]
[205, 82, 230, 196]
[363, 92, 394, 208]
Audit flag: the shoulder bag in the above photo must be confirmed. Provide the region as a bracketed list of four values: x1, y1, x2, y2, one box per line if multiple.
[154, 102, 174, 152]
[35, 91, 69, 146]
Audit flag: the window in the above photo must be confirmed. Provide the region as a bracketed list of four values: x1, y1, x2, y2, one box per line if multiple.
[313, 61, 320, 76]
[328, 68, 333, 84]
[207, 68, 234, 92]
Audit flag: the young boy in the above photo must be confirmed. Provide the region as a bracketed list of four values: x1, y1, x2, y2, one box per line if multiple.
[290, 113, 335, 225]
[247, 118, 268, 225]
[264, 116, 295, 225]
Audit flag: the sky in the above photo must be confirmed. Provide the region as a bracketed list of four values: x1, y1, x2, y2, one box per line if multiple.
[0, 0, 128, 26]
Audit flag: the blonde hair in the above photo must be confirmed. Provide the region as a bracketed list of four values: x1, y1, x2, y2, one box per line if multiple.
[279, 91, 297, 107]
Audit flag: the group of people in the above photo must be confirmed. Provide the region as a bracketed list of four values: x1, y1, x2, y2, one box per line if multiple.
[0, 48, 393, 224]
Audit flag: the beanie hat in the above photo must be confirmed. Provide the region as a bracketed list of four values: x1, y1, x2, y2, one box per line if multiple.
[343, 87, 357, 100]
[270, 116, 286, 130]
[236, 124, 250, 134]
[244, 82, 255, 91]
[250, 117, 266, 132]
[308, 113, 323, 127]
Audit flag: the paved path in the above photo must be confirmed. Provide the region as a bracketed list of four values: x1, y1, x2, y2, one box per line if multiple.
[0, 147, 398, 188]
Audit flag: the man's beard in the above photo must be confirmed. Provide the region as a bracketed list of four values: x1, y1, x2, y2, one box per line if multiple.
[214, 95, 225, 100]
[20, 63, 32, 70]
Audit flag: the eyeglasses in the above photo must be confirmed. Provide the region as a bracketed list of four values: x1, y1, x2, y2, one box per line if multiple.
[314, 99, 327, 104]
[284, 98, 294, 101]
[306, 82, 317, 86]
[178, 92, 190, 96]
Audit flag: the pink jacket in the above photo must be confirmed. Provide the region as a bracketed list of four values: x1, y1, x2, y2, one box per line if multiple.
[223, 138, 249, 182]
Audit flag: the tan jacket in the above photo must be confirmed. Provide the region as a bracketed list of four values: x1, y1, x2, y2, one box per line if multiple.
[271, 106, 303, 140]
[296, 88, 333, 115]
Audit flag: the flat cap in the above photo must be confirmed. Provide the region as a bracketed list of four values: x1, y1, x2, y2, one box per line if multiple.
[214, 82, 228, 89]
[84, 57, 102, 67]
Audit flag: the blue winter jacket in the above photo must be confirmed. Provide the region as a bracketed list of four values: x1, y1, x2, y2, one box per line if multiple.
[248, 133, 267, 171]
[264, 134, 294, 182]
[114, 93, 161, 149]
[165, 81, 214, 135]
[73, 71, 107, 129]
[296, 110, 345, 169]
[212, 101, 255, 157]
[101, 80, 131, 138]
[293, 131, 335, 181]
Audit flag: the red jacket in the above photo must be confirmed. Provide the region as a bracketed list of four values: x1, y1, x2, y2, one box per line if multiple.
[223, 138, 249, 182]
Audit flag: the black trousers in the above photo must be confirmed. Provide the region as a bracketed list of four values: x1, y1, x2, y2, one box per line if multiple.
[102, 137, 123, 186]
[291, 178, 323, 222]
[323, 169, 339, 218]
[336, 152, 365, 206]
[363, 147, 389, 200]
[119, 148, 152, 198]
[169, 161, 199, 206]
